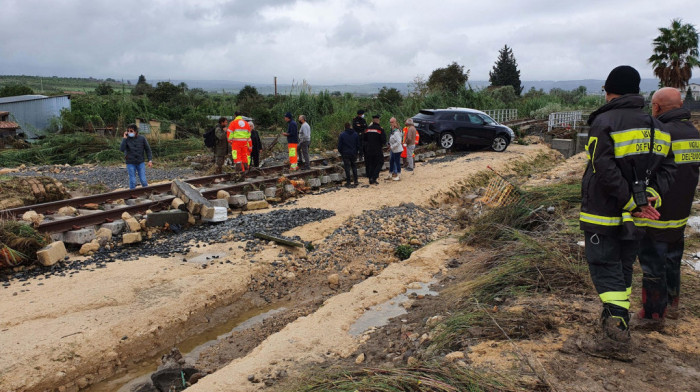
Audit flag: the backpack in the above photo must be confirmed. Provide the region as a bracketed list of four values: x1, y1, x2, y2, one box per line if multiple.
[203, 127, 217, 148]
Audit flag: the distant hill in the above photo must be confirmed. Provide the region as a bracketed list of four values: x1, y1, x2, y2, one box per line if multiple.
[3, 75, 697, 96]
[160, 78, 699, 96]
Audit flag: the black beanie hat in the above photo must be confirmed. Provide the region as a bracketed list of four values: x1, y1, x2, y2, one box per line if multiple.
[604, 65, 640, 95]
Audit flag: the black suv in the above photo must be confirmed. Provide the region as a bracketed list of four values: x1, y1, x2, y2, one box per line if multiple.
[412, 108, 515, 152]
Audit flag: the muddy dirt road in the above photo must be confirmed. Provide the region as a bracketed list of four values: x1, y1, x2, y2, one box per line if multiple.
[0, 144, 550, 391]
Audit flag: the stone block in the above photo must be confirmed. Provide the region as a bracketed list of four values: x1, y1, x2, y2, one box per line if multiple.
[427, 151, 436, 157]
[125, 217, 141, 232]
[228, 195, 247, 207]
[146, 210, 190, 227]
[202, 206, 228, 223]
[321, 175, 330, 184]
[436, 149, 447, 155]
[308, 178, 321, 188]
[551, 138, 575, 158]
[121, 212, 133, 220]
[284, 184, 296, 194]
[122, 232, 142, 244]
[100, 220, 125, 236]
[64, 228, 96, 245]
[36, 241, 67, 267]
[49, 232, 64, 243]
[245, 200, 270, 211]
[95, 228, 113, 246]
[171, 198, 186, 211]
[171, 179, 212, 214]
[209, 198, 229, 209]
[79, 240, 101, 255]
[216, 190, 230, 199]
[246, 190, 265, 201]
[264, 187, 277, 198]
[329, 173, 341, 182]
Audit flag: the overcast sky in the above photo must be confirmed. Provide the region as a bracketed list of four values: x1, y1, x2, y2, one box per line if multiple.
[1, 0, 698, 84]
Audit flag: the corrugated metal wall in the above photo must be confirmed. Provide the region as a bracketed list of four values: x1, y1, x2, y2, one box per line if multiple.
[0, 96, 70, 133]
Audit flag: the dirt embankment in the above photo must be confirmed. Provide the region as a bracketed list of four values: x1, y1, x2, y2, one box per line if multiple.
[0, 144, 550, 392]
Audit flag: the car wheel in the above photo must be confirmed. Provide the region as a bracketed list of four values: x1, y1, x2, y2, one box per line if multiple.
[439, 132, 455, 149]
[491, 135, 509, 152]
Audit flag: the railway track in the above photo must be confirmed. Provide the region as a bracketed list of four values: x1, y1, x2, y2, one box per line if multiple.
[2, 148, 436, 234]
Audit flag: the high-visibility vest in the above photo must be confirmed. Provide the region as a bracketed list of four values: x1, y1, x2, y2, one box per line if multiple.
[227, 116, 251, 142]
[403, 127, 419, 144]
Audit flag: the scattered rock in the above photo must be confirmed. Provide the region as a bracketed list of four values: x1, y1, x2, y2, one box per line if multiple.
[327, 273, 339, 286]
[216, 190, 230, 199]
[57, 206, 78, 216]
[355, 353, 366, 364]
[79, 240, 101, 255]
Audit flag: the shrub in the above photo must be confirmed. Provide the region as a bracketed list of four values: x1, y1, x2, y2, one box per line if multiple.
[395, 244, 414, 260]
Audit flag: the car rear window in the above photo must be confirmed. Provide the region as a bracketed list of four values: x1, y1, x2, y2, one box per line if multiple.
[414, 113, 434, 120]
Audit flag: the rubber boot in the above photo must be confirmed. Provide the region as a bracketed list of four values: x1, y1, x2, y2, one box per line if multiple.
[575, 307, 632, 362]
[666, 296, 680, 320]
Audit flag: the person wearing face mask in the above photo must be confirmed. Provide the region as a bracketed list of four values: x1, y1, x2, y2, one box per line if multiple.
[120, 123, 153, 189]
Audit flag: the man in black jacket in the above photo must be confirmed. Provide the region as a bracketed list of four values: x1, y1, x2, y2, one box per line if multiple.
[635, 87, 700, 327]
[214, 116, 230, 174]
[579, 66, 675, 358]
[120, 124, 153, 189]
[337, 122, 360, 187]
[352, 110, 367, 161]
[250, 121, 263, 168]
[363, 115, 386, 185]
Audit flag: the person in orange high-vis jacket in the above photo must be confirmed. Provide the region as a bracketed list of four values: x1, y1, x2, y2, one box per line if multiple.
[402, 119, 418, 171]
[282, 112, 299, 170]
[227, 113, 252, 172]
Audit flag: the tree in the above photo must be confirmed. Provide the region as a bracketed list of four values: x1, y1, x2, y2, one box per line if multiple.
[0, 83, 33, 97]
[409, 75, 429, 98]
[147, 81, 185, 105]
[648, 18, 700, 89]
[131, 74, 152, 96]
[427, 62, 469, 94]
[236, 85, 260, 104]
[94, 82, 114, 96]
[489, 45, 523, 95]
[377, 86, 403, 108]
[687, 86, 695, 102]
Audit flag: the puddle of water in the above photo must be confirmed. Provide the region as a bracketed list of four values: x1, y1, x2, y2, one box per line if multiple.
[185, 252, 226, 264]
[348, 281, 438, 336]
[88, 305, 285, 392]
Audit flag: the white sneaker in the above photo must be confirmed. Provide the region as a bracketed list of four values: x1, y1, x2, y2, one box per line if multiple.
[393, 175, 400, 181]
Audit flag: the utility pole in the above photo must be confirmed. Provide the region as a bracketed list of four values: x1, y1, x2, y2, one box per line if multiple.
[274, 76, 278, 96]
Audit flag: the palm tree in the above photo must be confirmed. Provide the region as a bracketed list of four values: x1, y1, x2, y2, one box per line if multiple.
[648, 19, 700, 89]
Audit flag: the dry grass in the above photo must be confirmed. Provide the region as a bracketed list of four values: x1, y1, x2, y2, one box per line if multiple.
[293, 363, 528, 392]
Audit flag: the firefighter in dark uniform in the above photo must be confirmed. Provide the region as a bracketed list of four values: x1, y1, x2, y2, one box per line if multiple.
[363, 114, 386, 185]
[352, 109, 367, 162]
[579, 66, 675, 358]
[635, 87, 700, 327]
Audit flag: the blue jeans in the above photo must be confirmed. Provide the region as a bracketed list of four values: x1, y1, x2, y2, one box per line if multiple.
[390, 152, 401, 174]
[127, 162, 148, 189]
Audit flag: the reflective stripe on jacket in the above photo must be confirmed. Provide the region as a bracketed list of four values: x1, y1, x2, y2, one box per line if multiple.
[646, 108, 700, 242]
[227, 116, 251, 142]
[580, 94, 676, 236]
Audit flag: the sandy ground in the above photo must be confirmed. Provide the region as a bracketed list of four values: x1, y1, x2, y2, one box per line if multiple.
[0, 144, 549, 392]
